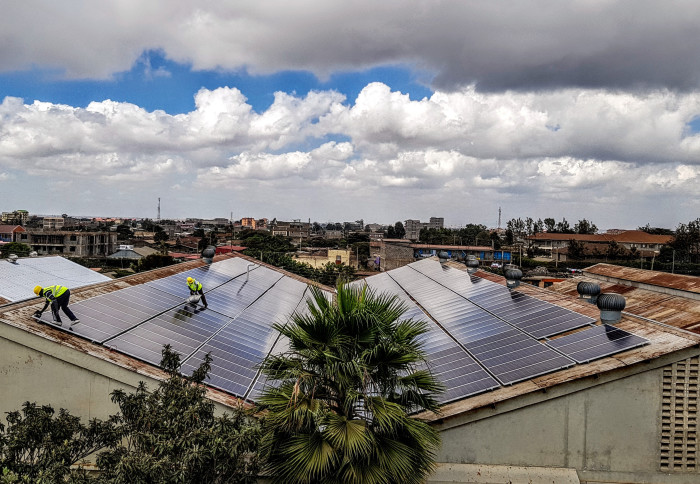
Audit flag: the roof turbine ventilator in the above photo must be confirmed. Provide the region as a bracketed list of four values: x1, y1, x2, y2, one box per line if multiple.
[201, 245, 216, 264]
[438, 250, 450, 262]
[577, 281, 601, 304]
[465, 255, 479, 274]
[596, 293, 626, 325]
[7, 254, 18, 264]
[503, 265, 523, 289]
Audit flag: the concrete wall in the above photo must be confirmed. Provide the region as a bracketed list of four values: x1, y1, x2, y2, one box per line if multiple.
[434, 358, 698, 484]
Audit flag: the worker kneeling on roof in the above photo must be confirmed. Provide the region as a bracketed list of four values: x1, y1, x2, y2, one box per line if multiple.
[186, 277, 208, 308]
[33, 284, 80, 327]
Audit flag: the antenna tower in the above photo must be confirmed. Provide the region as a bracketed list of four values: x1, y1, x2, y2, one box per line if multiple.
[498, 206, 501, 229]
[157, 197, 161, 221]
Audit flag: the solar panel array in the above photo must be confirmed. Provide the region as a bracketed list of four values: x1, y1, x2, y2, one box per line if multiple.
[359, 273, 500, 403]
[0, 256, 110, 302]
[387, 265, 574, 385]
[35, 256, 649, 404]
[546, 324, 649, 363]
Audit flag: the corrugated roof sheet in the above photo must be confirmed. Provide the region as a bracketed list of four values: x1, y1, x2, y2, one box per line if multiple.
[527, 230, 672, 244]
[549, 274, 700, 333]
[584, 263, 700, 295]
[0, 256, 111, 302]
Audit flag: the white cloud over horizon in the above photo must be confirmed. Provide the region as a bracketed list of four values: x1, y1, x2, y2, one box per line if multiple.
[1, 83, 699, 228]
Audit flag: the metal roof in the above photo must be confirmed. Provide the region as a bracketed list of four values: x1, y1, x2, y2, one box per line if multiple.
[0, 256, 111, 302]
[584, 263, 700, 295]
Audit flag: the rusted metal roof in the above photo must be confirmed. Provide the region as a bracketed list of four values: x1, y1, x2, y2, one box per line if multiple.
[584, 263, 700, 295]
[527, 230, 672, 244]
[549, 275, 700, 333]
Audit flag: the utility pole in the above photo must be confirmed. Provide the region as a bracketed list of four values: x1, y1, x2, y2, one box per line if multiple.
[498, 206, 501, 230]
[672, 250, 675, 274]
[157, 197, 161, 222]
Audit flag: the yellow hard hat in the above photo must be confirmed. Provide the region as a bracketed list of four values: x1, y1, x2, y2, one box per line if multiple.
[187, 277, 194, 283]
[34, 285, 42, 296]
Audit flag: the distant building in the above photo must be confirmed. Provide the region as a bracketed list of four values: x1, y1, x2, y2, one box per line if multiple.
[270, 220, 311, 241]
[527, 230, 673, 260]
[293, 248, 354, 268]
[43, 217, 65, 230]
[373, 239, 504, 271]
[1, 210, 29, 226]
[404, 217, 445, 240]
[241, 217, 257, 229]
[0, 225, 27, 244]
[25, 230, 117, 256]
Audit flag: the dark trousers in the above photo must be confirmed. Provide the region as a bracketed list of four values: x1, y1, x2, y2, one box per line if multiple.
[51, 290, 77, 323]
[191, 289, 208, 306]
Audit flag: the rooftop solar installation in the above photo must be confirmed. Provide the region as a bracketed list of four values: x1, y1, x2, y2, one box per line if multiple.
[410, 259, 594, 338]
[28, 255, 653, 405]
[0, 256, 110, 302]
[38, 284, 184, 343]
[545, 324, 649, 363]
[106, 306, 235, 365]
[359, 273, 500, 402]
[181, 276, 309, 399]
[387, 266, 575, 385]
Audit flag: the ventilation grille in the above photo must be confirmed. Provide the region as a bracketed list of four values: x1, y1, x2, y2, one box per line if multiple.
[661, 356, 700, 472]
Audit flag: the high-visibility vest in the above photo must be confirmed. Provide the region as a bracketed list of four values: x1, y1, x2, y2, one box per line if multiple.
[187, 280, 202, 292]
[43, 284, 68, 301]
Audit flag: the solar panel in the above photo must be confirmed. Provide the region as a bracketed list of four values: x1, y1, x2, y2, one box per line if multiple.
[359, 273, 500, 401]
[0, 256, 110, 302]
[145, 258, 256, 297]
[546, 324, 649, 363]
[106, 307, 235, 365]
[182, 276, 309, 399]
[409, 260, 594, 338]
[38, 285, 184, 343]
[200, 266, 284, 319]
[387, 266, 575, 385]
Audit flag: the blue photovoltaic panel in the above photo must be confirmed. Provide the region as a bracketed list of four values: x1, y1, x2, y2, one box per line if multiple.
[182, 276, 309, 399]
[360, 273, 500, 401]
[145, 258, 256, 297]
[106, 306, 234, 365]
[201, 266, 283, 319]
[546, 324, 649, 363]
[388, 266, 574, 385]
[410, 260, 594, 338]
[38, 284, 183, 343]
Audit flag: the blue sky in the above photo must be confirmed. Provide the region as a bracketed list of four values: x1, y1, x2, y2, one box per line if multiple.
[0, 51, 433, 115]
[1, 2, 699, 229]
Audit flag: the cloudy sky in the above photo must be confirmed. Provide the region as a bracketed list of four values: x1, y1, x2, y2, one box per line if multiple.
[1, 1, 699, 230]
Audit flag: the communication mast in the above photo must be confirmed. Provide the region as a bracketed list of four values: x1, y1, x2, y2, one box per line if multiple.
[157, 197, 161, 221]
[498, 206, 501, 230]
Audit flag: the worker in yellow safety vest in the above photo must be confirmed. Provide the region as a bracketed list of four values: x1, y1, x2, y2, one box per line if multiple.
[186, 277, 208, 307]
[33, 284, 80, 327]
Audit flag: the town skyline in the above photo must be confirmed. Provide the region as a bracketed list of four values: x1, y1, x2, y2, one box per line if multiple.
[1, 2, 699, 231]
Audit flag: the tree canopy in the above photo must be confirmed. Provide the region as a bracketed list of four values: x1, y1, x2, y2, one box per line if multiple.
[258, 284, 443, 484]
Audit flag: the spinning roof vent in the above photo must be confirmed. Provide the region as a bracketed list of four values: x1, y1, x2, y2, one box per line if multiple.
[503, 265, 522, 289]
[438, 250, 450, 262]
[7, 254, 18, 264]
[29, 251, 38, 257]
[201, 245, 216, 264]
[577, 281, 601, 304]
[465, 255, 479, 274]
[597, 293, 626, 324]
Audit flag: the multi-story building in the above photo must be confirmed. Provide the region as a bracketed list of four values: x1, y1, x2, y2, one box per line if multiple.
[241, 217, 257, 229]
[1, 210, 29, 225]
[25, 230, 118, 256]
[404, 217, 445, 240]
[43, 217, 65, 230]
[270, 220, 311, 241]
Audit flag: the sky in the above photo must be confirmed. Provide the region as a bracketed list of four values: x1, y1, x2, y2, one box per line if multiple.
[1, 1, 699, 230]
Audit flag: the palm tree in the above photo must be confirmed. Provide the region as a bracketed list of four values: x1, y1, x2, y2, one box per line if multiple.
[257, 283, 443, 484]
